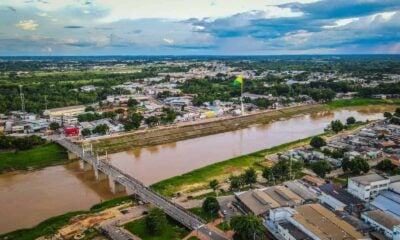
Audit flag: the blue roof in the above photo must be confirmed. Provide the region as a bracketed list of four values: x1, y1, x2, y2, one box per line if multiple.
[371, 191, 400, 219]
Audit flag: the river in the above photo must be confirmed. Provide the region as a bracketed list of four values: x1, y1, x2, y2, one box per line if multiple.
[0, 106, 395, 233]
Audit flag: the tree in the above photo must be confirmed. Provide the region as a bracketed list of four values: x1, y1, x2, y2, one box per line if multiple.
[49, 122, 60, 131]
[243, 168, 257, 187]
[330, 120, 344, 133]
[85, 106, 95, 112]
[350, 157, 370, 175]
[115, 108, 125, 114]
[127, 98, 139, 107]
[262, 167, 273, 182]
[310, 160, 332, 178]
[129, 112, 143, 129]
[310, 136, 326, 148]
[341, 157, 351, 172]
[384, 112, 392, 119]
[144, 208, 167, 234]
[92, 124, 109, 135]
[81, 128, 91, 137]
[230, 215, 265, 240]
[161, 107, 177, 124]
[145, 116, 159, 127]
[376, 159, 394, 172]
[346, 116, 356, 125]
[343, 157, 370, 175]
[202, 197, 220, 216]
[395, 107, 400, 117]
[229, 175, 243, 191]
[209, 179, 219, 192]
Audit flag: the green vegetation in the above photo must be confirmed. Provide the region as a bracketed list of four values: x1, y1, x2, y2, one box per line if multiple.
[230, 214, 266, 240]
[188, 207, 219, 223]
[0, 135, 46, 150]
[0, 196, 133, 240]
[327, 98, 400, 109]
[216, 221, 231, 232]
[150, 136, 316, 196]
[124, 215, 189, 240]
[310, 160, 332, 178]
[0, 143, 67, 173]
[342, 156, 370, 175]
[310, 136, 326, 148]
[202, 197, 220, 216]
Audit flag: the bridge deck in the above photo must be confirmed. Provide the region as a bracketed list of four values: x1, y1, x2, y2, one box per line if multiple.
[54, 138, 228, 240]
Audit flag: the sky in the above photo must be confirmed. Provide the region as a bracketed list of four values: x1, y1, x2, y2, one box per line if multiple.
[0, 0, 399, 56]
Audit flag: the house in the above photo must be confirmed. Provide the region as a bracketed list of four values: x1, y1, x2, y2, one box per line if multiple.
[371, 190, 400, 220]
[361, 209, 400, 239]
[347, 174, 390, 201]
[80, 85, 97, 92]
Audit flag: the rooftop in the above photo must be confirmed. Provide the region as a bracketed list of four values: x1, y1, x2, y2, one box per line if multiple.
[363, 209, 400, 230]
[279, 221, 312, 240]
[350, 173, 387, 186]
[293, 204, 364, 240]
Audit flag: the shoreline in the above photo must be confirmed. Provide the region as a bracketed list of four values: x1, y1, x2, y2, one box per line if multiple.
[87, 98, 400, 153]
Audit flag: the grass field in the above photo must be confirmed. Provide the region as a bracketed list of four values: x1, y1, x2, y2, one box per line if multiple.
[327, 98, 400, 108]
[0, 143, 68, 173]
[0, 196, 133, 240]
[124, 216, 189, 240]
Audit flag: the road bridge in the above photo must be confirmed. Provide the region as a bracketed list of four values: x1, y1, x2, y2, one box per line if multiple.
[54, 138, 228, 240]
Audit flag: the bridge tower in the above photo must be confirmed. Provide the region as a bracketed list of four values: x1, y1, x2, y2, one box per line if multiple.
[79, 143, 94, 171]
[93, 152, 108, 181]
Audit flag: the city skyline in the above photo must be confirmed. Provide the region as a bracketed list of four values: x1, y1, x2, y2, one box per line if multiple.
[0, 0, 400, 55]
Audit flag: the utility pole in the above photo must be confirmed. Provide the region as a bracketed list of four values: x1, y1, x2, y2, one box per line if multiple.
[19, 85, 25, 113]
[241, 77, 244, 116]
[44, 95, 48, 110]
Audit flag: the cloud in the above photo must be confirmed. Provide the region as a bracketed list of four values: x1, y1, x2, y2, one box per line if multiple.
[15, 19, 39, 30]
[64, 25, 84, 29]
[1, 0, 400, 55]
[163, 38, 174, 45]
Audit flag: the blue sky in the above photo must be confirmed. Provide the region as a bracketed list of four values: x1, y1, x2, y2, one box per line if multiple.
[0, 0, 399, 55]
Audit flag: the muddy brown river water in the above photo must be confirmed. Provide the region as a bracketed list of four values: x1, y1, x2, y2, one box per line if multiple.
[0, 106, 395, 233]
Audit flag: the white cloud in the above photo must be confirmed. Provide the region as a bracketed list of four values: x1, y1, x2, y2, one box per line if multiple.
[322, 17, 359, 29]
[15, 20, 39, 30]
[163, 38, 174, 44]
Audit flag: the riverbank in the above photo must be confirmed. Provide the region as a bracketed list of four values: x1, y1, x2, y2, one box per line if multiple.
[150, 119, 375, 197]
[150, 136, 316, 197]
[0, 196, 133, 239]
[0, 143, 67, 173]
[90, 104, 327, 153]
[89, 99, 400, 153]
[326, 98, 400, 109]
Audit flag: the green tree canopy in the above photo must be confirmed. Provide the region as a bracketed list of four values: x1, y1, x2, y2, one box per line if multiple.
[230, 215, 265, 240]
[144, 207, 167, 234]
[310, 160, 332, 178]
[310, 136, 326, 148]
[202, 197, 220, 216]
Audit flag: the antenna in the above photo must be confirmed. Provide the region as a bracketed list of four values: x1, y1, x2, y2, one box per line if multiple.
[19, 85, 25, 112]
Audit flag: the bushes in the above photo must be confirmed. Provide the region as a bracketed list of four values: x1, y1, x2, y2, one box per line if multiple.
[0, 135, 46, 150]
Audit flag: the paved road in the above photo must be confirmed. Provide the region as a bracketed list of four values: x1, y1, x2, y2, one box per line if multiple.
[54, 137, 228, 240]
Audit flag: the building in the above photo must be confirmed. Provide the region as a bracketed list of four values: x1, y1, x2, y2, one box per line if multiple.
[43, 105, 86, 117]
[361, 209, 400, 239]
[371, 185, 400, 220]
[348, 174, 390, 201]
[235, 186, 303, 216]
[269, 204, 365, 240]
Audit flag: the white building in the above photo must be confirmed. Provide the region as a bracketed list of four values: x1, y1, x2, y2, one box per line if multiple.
[347, 174, 390, 201]
[361, 209, 400, 239]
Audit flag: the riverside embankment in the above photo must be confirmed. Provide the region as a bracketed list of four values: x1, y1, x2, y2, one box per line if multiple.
[89, 104, 327, 153]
